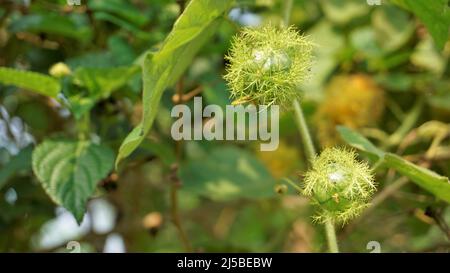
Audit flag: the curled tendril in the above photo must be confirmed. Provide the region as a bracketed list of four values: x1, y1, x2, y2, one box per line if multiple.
[303, 147, 376, 225]
[224, 24, 314, 108]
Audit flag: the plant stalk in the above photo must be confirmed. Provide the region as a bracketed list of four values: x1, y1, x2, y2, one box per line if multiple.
[325, 218, 339, 253]
[77, 111, 90, 141]
[293, 99, 316, 164]
[284, 2, 338, 254]
[170, 183, 192, 252]
[283, 0, 293, 26]
[293, 100, 339, 253]
[170, 76, 192, 252]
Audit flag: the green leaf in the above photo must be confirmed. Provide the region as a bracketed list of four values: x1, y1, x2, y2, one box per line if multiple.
[178, 147, 275, 201]
[320, 0, 369, 25]
[227, 205, 269, 250]
[427, 90, 450, 111]
[201, 76, 231, 109]
[32, 139, 114, 223]
[337, 126, 385, 159]
[68, 65, 139, 119]
[66, 36, 136, 69]
[372, 5, 414, 53]
[337, 126, 450, 203]
[140, 140, 176, 167]
[115, 0, 232, 167]
[88, 0, 149, 27]
[387, 98, 423, 146]
[411, 35, 447, 75]
[384, 154, 450, 203]
[9, 13, 92, 42]
[300, 21, 344, 97]
[73, 66, 139, 97]
[350, 27, 383, 58]
[0, 146, 33, 191]
[93, 12, 151, 40]
[0, 67, 60, 97]
[374, 73, 414, 92]
[392, 0, 450, 50]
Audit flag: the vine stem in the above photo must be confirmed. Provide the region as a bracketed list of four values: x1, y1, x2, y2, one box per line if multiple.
[283, 0, 293, 27]
[285, 0, 339, 254]
[77, 111, 90, 141]
[293, 99, 316, 163]
[293, 100, 340, 253]
[167, 0, 192, 252]
[325, 218, 339, 253]
[282, 177, 303, 193]
[285, 0, 316, 162]
[170, 77, 193, 252]
[170, 182, 192, 252]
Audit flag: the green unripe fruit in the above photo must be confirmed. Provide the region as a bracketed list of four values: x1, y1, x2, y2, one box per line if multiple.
[303, 147, 376, 225]
[224, 25, 313, 107]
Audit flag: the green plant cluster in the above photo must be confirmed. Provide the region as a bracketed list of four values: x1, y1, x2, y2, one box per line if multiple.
[0, 0, 449, 253]
[224, 25, 313, 107]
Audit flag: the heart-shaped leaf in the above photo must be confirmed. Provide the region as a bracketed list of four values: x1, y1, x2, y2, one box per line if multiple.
[32, 139, 114, 223]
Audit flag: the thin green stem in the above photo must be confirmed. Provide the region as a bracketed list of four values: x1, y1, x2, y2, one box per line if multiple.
[282, 177, 303, 193]
[293, 99, 316, 164]
[171, 183, 192, 252]
[385, 98, 423, 149]
[171, 75, 192, 252]
[370, 157, 384, 172]
[77, 111, 90, 141]
[283, 4, 336, 253]
[325, 218, 339, 253]
[223, 15, 240, 31]
[283, 0, 293, 26]
[293, 100, 338, 253]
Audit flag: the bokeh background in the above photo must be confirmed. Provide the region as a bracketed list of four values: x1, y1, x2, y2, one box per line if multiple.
[0, 0, 449, 252]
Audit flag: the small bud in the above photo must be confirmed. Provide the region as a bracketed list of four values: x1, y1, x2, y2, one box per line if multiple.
[224, 25, 313, 108]
[275, 184, 288, 195]
[99, 172, 119, 192]
[142, 212, 163, 236]
[303, 147, 376, 225]
[49, 62, 71, 78]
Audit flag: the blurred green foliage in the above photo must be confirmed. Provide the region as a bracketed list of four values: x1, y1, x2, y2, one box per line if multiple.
[0, 0, 449, 253]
